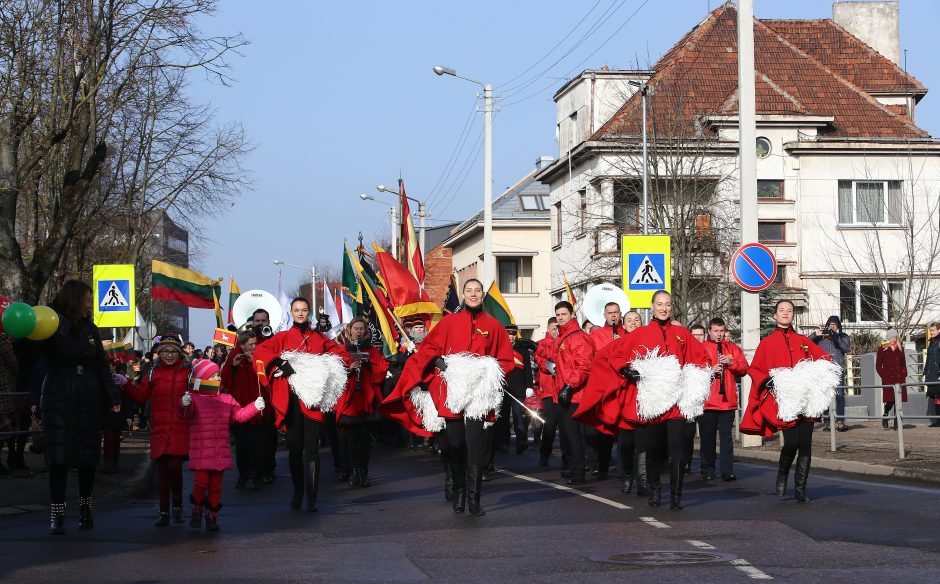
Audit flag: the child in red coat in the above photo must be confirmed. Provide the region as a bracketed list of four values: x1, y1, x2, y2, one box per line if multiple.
[180, 359, 263, 531]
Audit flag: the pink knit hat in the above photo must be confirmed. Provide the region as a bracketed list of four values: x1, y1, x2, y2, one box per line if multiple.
[191, 358, 220, 381]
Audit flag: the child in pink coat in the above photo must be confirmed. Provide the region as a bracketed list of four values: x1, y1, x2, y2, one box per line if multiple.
[179, 359, 263, 531]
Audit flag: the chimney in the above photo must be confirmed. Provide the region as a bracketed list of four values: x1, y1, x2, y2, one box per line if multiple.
[535, 156, 555, 172]
[833, 1, 900, 65]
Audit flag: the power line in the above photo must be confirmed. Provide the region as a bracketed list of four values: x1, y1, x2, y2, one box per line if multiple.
[425, 99, 479, 207]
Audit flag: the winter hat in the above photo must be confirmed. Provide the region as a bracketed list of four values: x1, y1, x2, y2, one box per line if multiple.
[886, 328, 899, 341]
[191, 358, 220, 381]
[825, 315, 842, 328]
[153, 334, 182, 353]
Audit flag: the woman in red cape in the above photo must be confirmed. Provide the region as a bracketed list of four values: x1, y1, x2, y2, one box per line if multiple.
[382, 279, 513, 516]
[253, 297, 351, 512]
[742, 299, 831, 503]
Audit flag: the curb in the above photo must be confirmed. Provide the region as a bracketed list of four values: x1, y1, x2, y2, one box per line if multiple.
[735, 448, 940, 485]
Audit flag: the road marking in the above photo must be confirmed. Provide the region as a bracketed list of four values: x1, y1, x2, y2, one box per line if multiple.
[686, 539, 716, 549]
[495, 469, 632, 510]
[638, 516, 670, 529]
[731, 559, 773, 580]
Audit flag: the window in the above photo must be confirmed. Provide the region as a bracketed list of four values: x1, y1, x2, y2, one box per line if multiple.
[613, 182, 640, 232]
[553, 202, 562, 246]
[758, 221, 785, 243]
[497, 257, 533, 294]
[756, 137, 771, 158]
[579, 190, 587, 233]
[774, 265, 786, 285]
[167, 236, 188, 254]
[757, 180, 783, 199]
[520, 194, 552, 211]
[840, 279, 904, 323]
[838, 180, 902, 225]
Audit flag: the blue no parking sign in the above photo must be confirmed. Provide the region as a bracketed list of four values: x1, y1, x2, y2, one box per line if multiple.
[731, 243, 777, 292]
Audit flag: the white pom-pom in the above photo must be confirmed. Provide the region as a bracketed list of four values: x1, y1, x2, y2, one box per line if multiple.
[677, 364, 713, 421]
[282, 351, 349, 412]
[770, 358, 842, 421]
[632, 349, 683, 421]
[441, 353, 505, 420]
[408, 388, 445, 433]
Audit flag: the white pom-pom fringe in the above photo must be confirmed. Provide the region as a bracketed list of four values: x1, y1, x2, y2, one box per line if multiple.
[408, 388, 445, 433]
[678, 364, 713, 421]
[770, 359, 843, 421]
[441, 353, 505, 420]
[633, 349, 683, 421]
[282, 351, 349, 412]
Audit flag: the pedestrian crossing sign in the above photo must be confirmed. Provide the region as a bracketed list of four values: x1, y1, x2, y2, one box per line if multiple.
[621, 235, 671, 307]
[93, 264, 136, 328]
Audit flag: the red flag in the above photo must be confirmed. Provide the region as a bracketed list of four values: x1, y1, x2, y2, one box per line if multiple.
[399, 180, 425, 284]
[213, 328, 237, 347]
[372, 242, 440, 319]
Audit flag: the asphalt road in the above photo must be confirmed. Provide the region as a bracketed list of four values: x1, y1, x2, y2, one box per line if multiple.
[1, 442, 938, 583]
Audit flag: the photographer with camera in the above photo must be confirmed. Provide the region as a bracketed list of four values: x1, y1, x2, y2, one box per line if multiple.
[809, 315, 850, 432]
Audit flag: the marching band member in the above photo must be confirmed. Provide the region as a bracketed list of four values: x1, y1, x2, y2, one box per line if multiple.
[551, 301, 595, 485]
[742, 300, 839, 503]
[699, 318, 748, 481]
[220, 329, 269, 490]
[534, 317, 569, 468]
[334, 317, 387, 488]
[253, 297, 352, 512]
[382, 279, 513, 516]
[584, 302, 626, 479]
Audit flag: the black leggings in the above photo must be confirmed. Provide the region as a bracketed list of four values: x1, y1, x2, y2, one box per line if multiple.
[49, 464, 96, 503]
[156, 455, 185, 508]
[444, 418, 486, 467]
[645, 420, 686, 483]
[285, 397, 324, 490]
[341, 424, 372, 471]
[618, 428, 641, 477]
[781, 418, 814, 460]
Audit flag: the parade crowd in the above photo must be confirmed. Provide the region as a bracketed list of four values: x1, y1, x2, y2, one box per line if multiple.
[2, 279, 940, 535]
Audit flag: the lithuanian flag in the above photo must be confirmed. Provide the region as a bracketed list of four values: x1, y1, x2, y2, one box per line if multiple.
[227, 277, 241, 325]
[152, 260, 221, 309]
[483, 281, 515, 326]
[345, 246, 398, 356]
[563, 274, 576, 306]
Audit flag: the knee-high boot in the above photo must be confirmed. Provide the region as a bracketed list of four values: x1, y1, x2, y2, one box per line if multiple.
[793, 455, 811, 503]
[78, 496, 93, 529]
[451, 463, 467, 513]
[305, 459, 320, 512]
[49, 502, 65, 535]
[776, 451, 796, 497]
[467, 465, 486, 516]
[669, 460, 685, 511]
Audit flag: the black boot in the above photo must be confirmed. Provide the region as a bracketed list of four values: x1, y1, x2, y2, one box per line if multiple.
[635, 452, 650, 496]
[49, 503, 65, 535]
[359, 464, 371, 488]
[452, 463, 467, 513]
[154, 506, 170, 527]
[776, 451, 796, 497]
[78, 497, 93, 530]
[648, 481, 662, 507]
[621, 478, 634, 494]
[305, 459, 320, 512]
[669, 474, 684, 511]
[794, 455, 811, 503]
[172, 505, 184, 524]
[205, 503, 221, 531]
[566, 467, 586, 485]
[443, 460, 455, 502]
[348, 467, 361, 487]
[189, 495, 203, 529]
[467, 465, 486, 516]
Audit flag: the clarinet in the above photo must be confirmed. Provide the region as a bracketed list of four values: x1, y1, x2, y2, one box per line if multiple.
[717, 340, 726, 396]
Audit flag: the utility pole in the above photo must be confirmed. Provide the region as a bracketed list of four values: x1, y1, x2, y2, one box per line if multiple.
[482, 82, 494, 287]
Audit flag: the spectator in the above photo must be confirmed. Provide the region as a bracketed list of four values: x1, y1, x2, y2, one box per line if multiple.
[809, 315, 850, 432]
[924, 322, 940, 428]
[876, 329, 907, 431]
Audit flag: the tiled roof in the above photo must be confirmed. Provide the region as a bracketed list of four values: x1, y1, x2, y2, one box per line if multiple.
[593, 4, 928, 141]
[451, 169, 550, 237]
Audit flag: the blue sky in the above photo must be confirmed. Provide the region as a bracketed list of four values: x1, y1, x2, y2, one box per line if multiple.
[185, 0, 940, 344]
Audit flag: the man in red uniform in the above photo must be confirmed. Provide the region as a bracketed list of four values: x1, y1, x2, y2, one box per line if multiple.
[586, 301, 626, 479]
[220, 329, 269, 490]
[552, 301, 594, 485]
[699, 317, 747, 481]
[535, 317, 569, 468]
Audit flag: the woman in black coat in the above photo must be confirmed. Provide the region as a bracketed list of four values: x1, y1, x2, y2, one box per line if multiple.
[40, 280, 120, 534]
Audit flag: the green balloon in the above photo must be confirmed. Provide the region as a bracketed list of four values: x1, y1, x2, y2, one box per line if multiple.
[2, 302, 37, 339]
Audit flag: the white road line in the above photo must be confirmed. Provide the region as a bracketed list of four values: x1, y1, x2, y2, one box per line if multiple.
[731, 559, 774, 580]
[638, 516, 670, 529]
[495, 469, 632, 510]
[686, 539, 716, 549]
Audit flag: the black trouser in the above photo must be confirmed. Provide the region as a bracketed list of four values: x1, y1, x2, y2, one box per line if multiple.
[49, 464, 96, 504]
[645, 420, 686, 484]
[583, 426, 614, 475]
[493, 397, 512, 451]
[683, 420, 697, 470]
[444, 418, 486, 467]
[539, 398, 569, 461]
[341, 424, 372, 472]
[618, 428, 643, 478]
[285, 397, 324, 492]
[263, 424, 278, 476]
[234, 423, 266, 481]
[781, 418, 813, 460]
[698, 409, 735, 477]
[509, 395, 529, 449]
[322, 412, 343, 471]
[559, 402, 585, 473]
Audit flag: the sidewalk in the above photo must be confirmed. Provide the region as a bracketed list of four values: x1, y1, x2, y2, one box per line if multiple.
[734, 420, 940, 484]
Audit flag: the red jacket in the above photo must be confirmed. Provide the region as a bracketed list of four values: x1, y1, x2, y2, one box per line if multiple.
[573, 334, 635, 434]
[221, 344, 269, 425]
[381, 309, 514, 434]
[124, 361, 191, 459]
[702, 338, 748, 411]
[552, 319, 595, 404]
[534, 336, 558, 403]
[876, 345, 908, 403]
[253, 324, 351, 427]
[334, 344, 388, 422]
[606, 320, 708, 424]
[742, 327, 831, 437]
[179, 392, 260, 471]
[590, 323, 626, 352]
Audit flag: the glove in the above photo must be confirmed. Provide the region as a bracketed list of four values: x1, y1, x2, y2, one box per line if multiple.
[254, 396, 266, 411]
[276, 360, 295, 378]
[417, 382, 429, 392]
[558, 384, 573, 408]
[525, 388, 535, 399]
[181, 392, 192, 407]
[761, 378, 775, 394]
[432, 357, 448, 372]
[619, 367, 641, 382]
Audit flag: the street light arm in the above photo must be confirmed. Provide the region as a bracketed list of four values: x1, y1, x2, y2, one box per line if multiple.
[376, 185, 425, 206]
[432, 65, 484, 88]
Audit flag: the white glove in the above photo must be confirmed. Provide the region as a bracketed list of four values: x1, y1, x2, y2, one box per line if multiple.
[525, 388, 535, 399]
[181, 392, 192, 406]
[254, 396, 266, 411]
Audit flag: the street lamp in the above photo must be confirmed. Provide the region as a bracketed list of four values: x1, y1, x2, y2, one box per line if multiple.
[628, 79, 649, 236]
[433, 64, 494, 286]
[358, 194, 398, 259]
[273, 259, 316, 316]
[376, 184, 427, 262]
